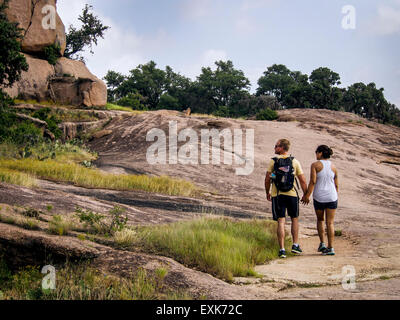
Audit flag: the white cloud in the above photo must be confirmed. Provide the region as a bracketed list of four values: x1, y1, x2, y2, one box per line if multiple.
[372, 4, 400, 35]
[57, 0, 171, 80]
[180, 0, 214, 19]
[177, 49, 228, 81]
[57, 0, 87, 29]
[235, 17, 257, 35]
[240, 0, 275, 11]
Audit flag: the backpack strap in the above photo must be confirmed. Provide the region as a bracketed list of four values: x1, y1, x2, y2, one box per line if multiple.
[290, 155, 300, 199]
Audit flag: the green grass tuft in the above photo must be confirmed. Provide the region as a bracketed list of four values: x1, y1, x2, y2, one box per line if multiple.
[136, 217, 290, 281]
[0, 159, 199, 196]
[105, 103, 145, 114]
[0, 168, 37, 187]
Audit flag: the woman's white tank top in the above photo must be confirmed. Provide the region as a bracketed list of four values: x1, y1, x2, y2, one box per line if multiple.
[313, 160, 338, 203]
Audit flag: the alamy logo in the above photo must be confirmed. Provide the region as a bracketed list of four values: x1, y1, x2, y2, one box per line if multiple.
[42, 5, 56, 30]
[146, 121, 255, 176]
[42, 265, 56, 290]
[341, 265, 356, 291]
[342, 5, 356, 30]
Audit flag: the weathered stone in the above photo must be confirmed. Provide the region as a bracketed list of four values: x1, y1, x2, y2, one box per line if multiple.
[2, 0, 32, 32]
[91, 129, 112, 140]
[22, 0, 59, 54]
[3, 53, 54, 101]
[1, 2, 106, 106]
[55, 13, 66, 55]
[52, 58, 107, 107]
[2, 0, 66, 55]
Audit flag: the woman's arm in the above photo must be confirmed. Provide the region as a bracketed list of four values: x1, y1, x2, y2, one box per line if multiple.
[304, 162, 317, 201]
[332, 164, 339, 192]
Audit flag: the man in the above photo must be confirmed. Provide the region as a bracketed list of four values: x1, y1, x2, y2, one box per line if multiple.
[265, 139, 308, 258]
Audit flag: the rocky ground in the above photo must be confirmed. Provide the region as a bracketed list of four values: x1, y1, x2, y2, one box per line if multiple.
[1, 107, 400, 300]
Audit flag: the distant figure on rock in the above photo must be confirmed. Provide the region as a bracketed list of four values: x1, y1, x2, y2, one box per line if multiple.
[183, 108, 191, 117]
[265, 139, 308, 258]
[302, 145, 339, 256]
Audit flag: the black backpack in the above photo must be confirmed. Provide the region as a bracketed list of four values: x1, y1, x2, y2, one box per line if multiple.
[272, 156, 296, 193]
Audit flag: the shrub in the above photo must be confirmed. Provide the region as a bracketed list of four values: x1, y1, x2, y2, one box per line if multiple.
[32, 107, 62, 139]
[48, 215, 73, 236]
[117, 92, 147, 110]
[158, 94, 180, 110]
[256, 108, 279, 121]
[75, 206, 128, 236]
[22, 208, 41, 219]
[43, 44, 61, 65]
[213, 106, 230, 118]
[8, 122, 43, 147]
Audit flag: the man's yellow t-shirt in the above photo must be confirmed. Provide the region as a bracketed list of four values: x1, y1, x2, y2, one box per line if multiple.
[267, 155, 304, 198]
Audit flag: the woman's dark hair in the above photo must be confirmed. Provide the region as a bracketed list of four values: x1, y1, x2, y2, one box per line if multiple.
[316, 145, 333, 159]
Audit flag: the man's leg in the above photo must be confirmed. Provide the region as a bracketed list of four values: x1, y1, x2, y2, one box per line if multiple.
[316, 210, 325, 244]
[277, 217, 286, 249]
[291, 217, 299, 245]
[326, 209, 336, 248]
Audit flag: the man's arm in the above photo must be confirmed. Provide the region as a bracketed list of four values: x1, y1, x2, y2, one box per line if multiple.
[298, 174, 308, 195]
[265, 171, 272, 201]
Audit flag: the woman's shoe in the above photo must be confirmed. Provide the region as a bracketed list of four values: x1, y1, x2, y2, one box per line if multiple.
[322, 247, 335, 255]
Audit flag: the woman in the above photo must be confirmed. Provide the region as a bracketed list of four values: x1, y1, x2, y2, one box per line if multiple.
[302, 145, 339, 255]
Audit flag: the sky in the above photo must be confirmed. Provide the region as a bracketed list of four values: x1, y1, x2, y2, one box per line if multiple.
[57, 0, 400, 108]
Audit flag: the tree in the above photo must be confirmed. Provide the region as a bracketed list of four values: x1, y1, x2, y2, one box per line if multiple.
[0, 0, 28, 94]
[197, 60, 250, 109]
[158, 93, 180, 110]
[343, 82, 392, 121]
[232, 94, 281, 117]
[256, 64, 311, 108]
[104, 70, 125, 102]
[64, 4, 109, 61]
[116, 92, 147, 110]
[164, 66, 193, 110]
[126, 61, 167, 109]
[257, 64, 294, 102]
[309, 67, 342, 109]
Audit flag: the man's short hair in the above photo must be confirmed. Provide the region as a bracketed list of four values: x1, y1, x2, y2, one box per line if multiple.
[278, 139, 290, 151]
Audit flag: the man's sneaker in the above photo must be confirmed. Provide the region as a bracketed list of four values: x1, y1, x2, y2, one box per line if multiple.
[291, 244, 303, 254]
[318, 242, 327, 252]
[279, 249, 286, 258]
[322, 247, 335, 256]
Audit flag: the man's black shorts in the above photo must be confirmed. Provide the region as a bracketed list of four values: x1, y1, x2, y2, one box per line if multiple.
[271, 195, 299, 221]
[313, 199, 338, 211]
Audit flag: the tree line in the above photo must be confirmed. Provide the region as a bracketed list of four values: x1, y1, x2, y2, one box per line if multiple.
[104, 61, 400, 126]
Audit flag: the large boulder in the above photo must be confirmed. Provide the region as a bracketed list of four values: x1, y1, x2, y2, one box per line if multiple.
[3, 55, 107, 107]
[2, 0, 107, 107]
[3, 53, 55, 101]
[50, 58, 107, 107]
[2, 0, 66, 55]
[2, 0, 32, 32]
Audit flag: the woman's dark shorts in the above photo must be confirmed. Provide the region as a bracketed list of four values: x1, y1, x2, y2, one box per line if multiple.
[272, 195, 299, 221]
[313, 199, 338, 211]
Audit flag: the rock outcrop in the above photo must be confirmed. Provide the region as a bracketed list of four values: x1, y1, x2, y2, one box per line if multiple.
[51, 58, 107, 107]
[5, 53, 54, 101]
[3, 0, 66, 55]
[1, 0, 107, 107]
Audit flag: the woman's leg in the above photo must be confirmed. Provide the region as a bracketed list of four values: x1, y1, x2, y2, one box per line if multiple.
[326, 209, 336, 248]
[316, 209, 325, 244]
